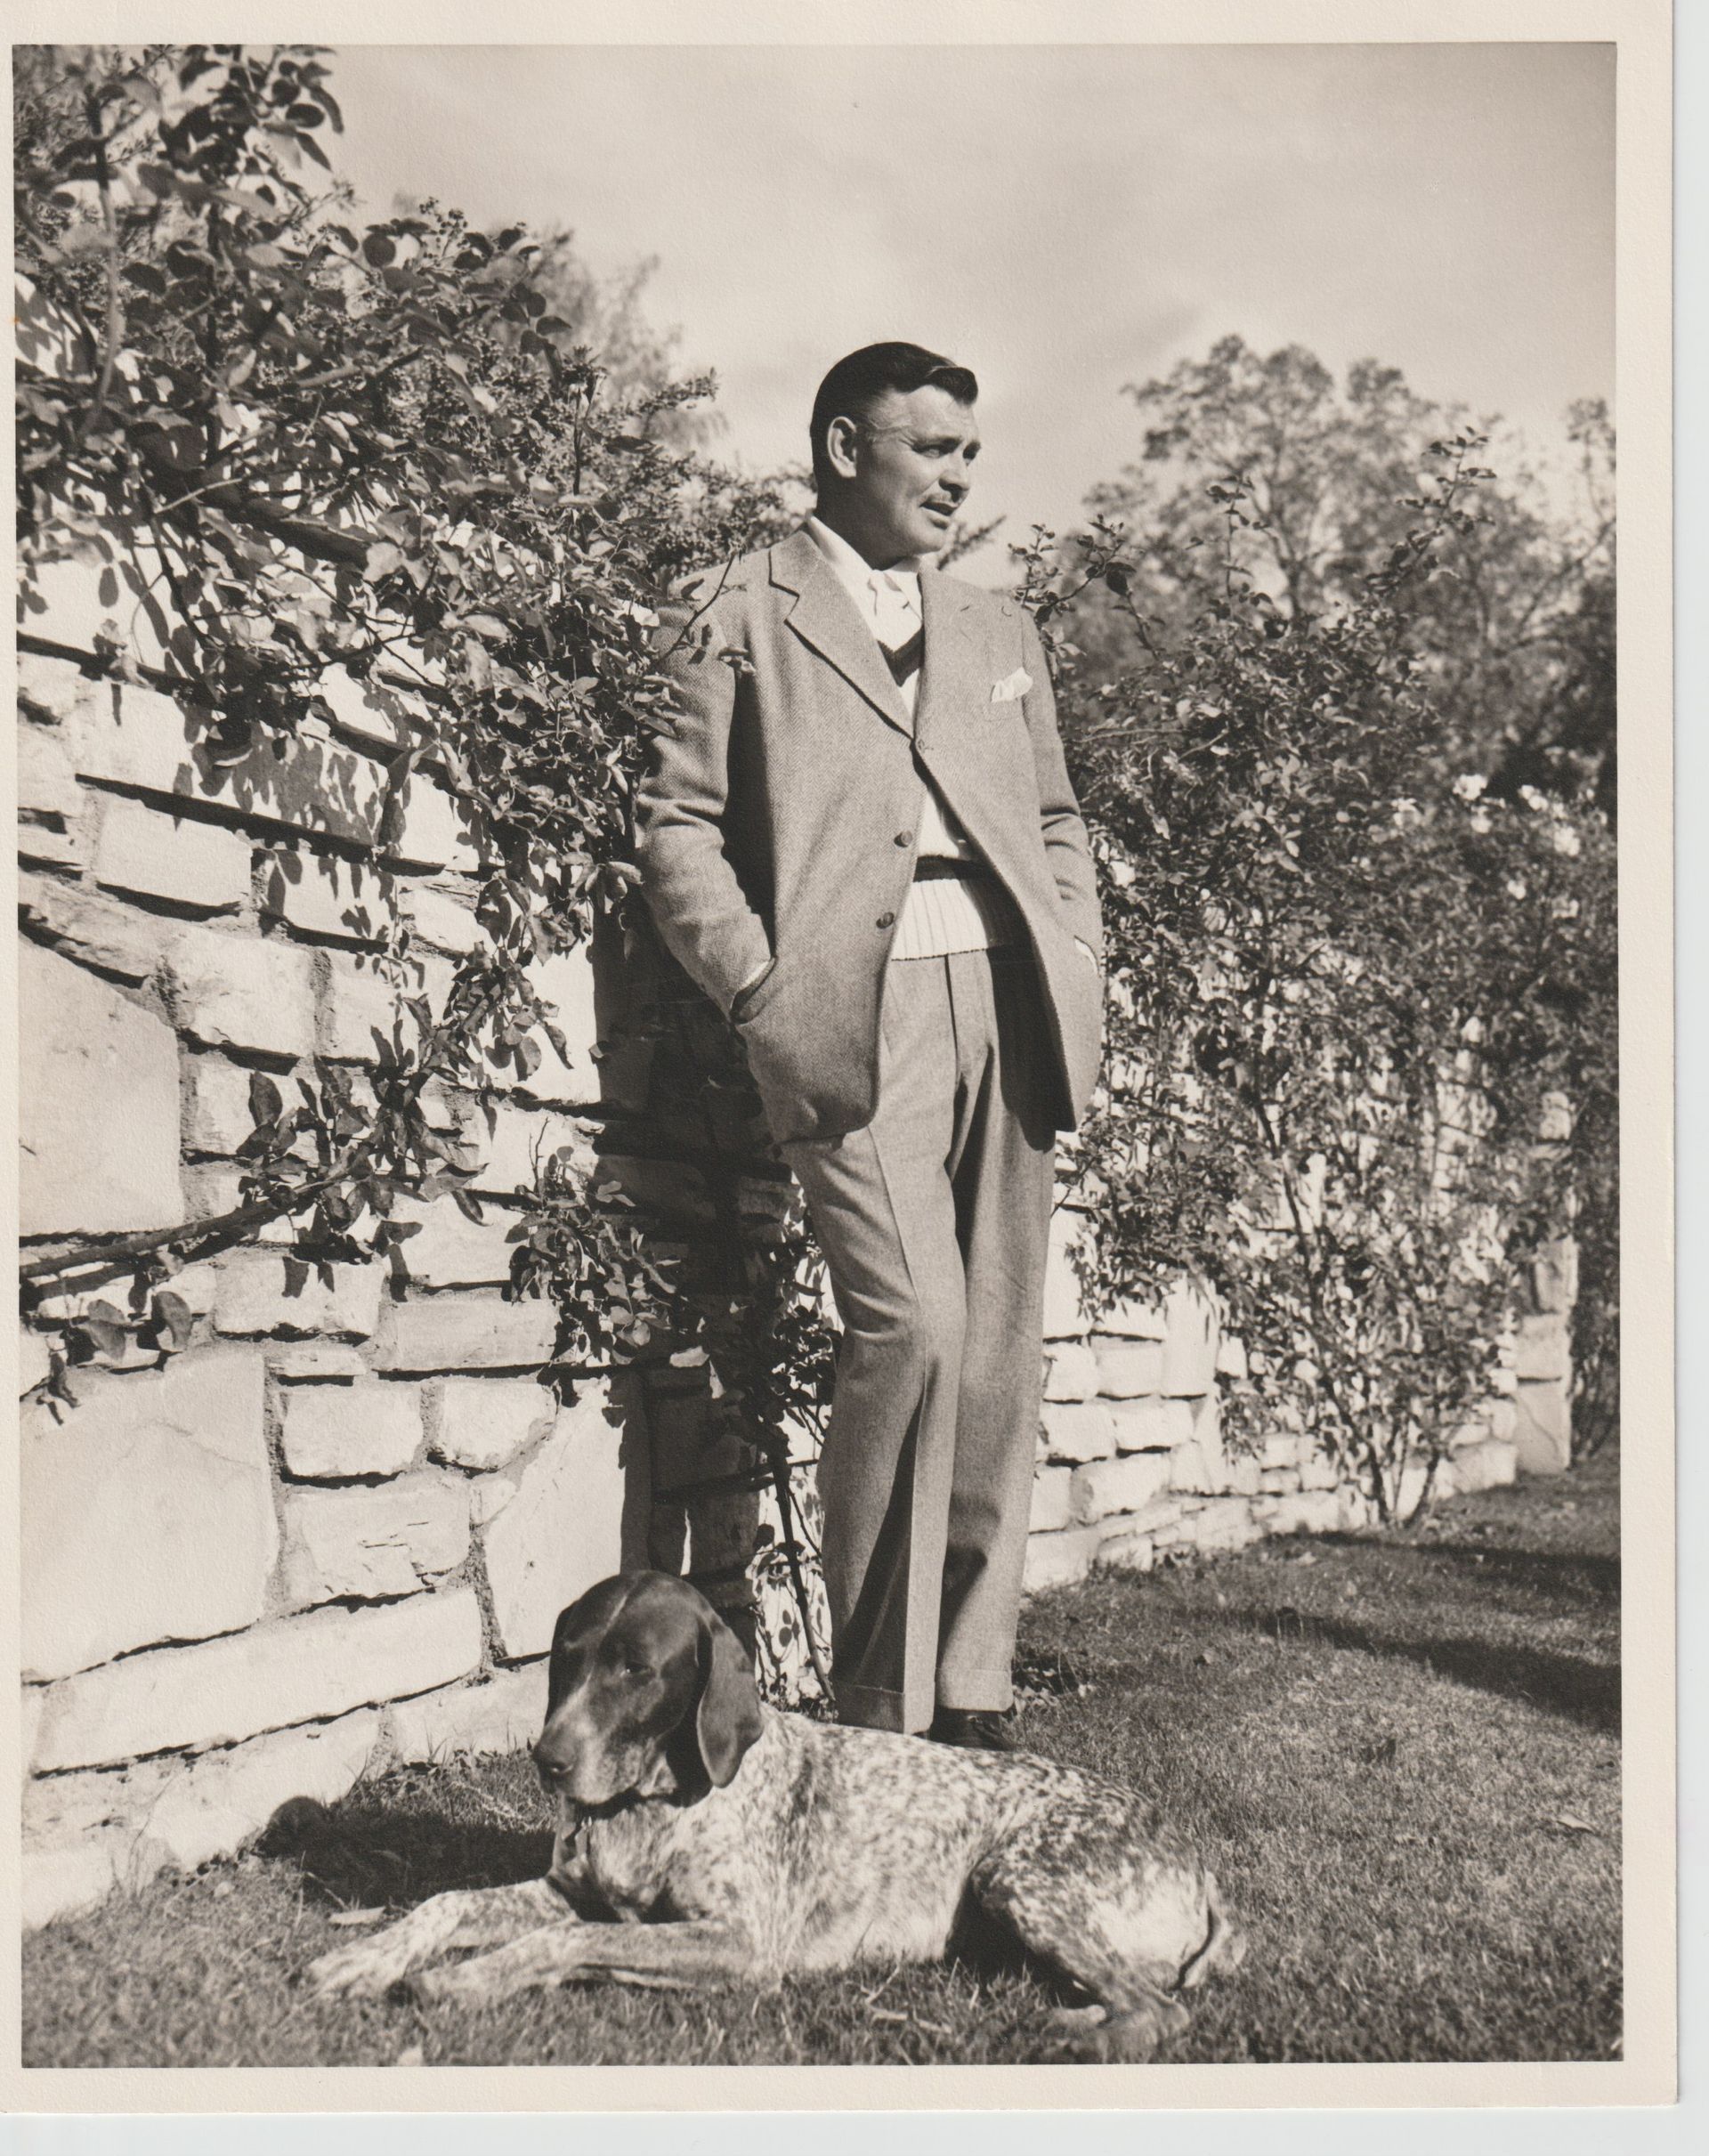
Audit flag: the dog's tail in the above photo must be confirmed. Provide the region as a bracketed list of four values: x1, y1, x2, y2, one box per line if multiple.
[1178, 1871, 1247, 1991]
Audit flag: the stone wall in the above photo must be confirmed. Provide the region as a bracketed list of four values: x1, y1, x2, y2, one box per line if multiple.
[16, 640, 1575, 1930]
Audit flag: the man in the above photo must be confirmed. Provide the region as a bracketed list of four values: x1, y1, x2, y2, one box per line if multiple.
[636, 343, 1104, 1749]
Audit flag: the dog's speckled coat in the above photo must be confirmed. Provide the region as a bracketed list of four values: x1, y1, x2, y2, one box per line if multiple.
[306, 1573, 1242, 2059]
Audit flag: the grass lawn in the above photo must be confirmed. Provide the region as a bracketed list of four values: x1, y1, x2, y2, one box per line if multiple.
[21, 1448, 1621, 2070]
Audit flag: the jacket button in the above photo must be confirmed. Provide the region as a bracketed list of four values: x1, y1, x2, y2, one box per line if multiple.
[877, 912, 895, 928]
[894, 831, 911, 847]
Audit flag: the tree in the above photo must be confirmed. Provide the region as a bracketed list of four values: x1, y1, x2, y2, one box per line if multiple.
[1078, 336, 1616, 811]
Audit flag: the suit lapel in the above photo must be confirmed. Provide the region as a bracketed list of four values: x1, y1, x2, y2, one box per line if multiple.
[770, 531, 913, 738]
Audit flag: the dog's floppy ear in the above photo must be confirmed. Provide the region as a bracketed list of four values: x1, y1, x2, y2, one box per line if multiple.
[693, 1606, 764, 1788]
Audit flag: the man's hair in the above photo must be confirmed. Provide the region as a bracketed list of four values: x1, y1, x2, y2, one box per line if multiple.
[809, 342, 978, 490]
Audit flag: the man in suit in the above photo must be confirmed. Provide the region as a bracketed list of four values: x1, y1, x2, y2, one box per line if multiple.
[636, 343, 1104, 1748]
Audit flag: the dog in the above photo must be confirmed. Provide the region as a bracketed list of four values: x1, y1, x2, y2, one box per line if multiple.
[305, 1571, 1243, 2059]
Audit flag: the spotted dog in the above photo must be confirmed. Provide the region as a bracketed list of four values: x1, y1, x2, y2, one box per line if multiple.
[305, 1571, 1243, 2059]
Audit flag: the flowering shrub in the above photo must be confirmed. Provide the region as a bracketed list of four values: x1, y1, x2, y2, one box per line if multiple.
[1017, 445, 1616, 1514]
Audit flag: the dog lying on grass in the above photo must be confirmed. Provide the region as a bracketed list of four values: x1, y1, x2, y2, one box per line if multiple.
[305, 1570, 1243, 2059]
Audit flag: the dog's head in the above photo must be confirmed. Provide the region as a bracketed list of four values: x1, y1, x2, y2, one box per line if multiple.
[531, 1571, 765, 1810]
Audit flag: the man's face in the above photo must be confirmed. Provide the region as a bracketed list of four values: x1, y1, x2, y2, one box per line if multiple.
[826, 384, 982, 563]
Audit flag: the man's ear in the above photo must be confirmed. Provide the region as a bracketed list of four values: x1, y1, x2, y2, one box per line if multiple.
[694, 1608, 765, 1788]
[822, 412, 862, 482]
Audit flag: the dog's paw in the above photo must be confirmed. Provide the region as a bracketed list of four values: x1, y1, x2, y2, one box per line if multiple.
[1081, 1996, 1191, 2063]
[304, 1941, 409, 1999]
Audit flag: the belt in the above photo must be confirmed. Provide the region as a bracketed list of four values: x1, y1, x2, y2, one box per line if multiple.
[911, 856, 991, 883]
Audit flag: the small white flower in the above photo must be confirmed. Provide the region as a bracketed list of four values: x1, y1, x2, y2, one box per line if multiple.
[1469, 808, 1493, 834]
[1391, 797, 1422, 830]
[1505, 877, 1528, 900]
[1551, 823, 1583, 857]
[1453, 773, 1488, 803]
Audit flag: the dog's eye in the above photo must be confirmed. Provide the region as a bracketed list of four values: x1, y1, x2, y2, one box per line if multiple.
[624, 1660, 652, 1679]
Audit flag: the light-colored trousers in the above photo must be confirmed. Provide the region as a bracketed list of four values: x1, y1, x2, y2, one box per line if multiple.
[782, 946, 1056, 1735]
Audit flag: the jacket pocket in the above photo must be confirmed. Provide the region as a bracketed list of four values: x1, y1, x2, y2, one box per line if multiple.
[730, 951, 784, 1025]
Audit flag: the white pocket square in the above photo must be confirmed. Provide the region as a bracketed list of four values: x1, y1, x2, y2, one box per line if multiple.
[990, 669, 1033, 703]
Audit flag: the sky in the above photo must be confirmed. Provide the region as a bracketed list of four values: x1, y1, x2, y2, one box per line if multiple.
[323, 41, 1615, 557]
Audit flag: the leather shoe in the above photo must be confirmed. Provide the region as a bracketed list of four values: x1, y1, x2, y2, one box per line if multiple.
[928, 1706, 1022, 1753]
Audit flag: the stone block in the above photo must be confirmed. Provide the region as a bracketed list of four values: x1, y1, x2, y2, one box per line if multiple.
[1299, 1448, 1341, 1493]
[1022, 1527, 1105, 1594]
[19, 1325, 53, 1397]
[259, 845, 398, 944]
[279, 1472, 471, 1608]
[1256, 1490, 1342, 1537]
[1098, 1529, 1155, 1575]
[268, 1341, 369, 1381]
[21, 1836, 132, 1931]
[18, 719, 81, 817]
[1184, 1497, 1263, 1553]
[93, 795, 252, 912]
[466, 1101, 595, 1196]
[469, 1471, 521, 1528]
[1215, 1332, 1250, 1381]
[405, 879, 482, 956]
[182, 1050, 270, 1155]
[483, 1380, 636, 1658]
[279, 1378, 423, 1479]
[1108, 1395, 1194, 1454]
[59, 671, 197, 796]
[318, 948, 406, 1061]
[1531, 1237, 1579, 1317]
[1170, 1436, 1233, 1497]
[214, 1252, 384, 1339]
[142, 1708, 382, 1877]
[20, 873, 166, 983]
[1095, 1296, 1168, 1341]
[596, 1155, 717, 1232]
[1111, 1495, 1191, 1541]
[19, 815, 87, 870]
[181, 1163, 243, 1219]
[1261, 1432, 1307, 1471]
[386, 1663, 550, 1764]
[432, 1374, 558, 1471]
[1514, 1313, 1571, 1383]
[371, 1293, 561, 1374]
[161, 924, 316, 1057]
[1028, 1465, 1075, 1535]
[1439, 1439, 1517, 1492]
[1041, 1209, 1093, 1339]
[1160, 1281, 1219, 1396]
[18, 650, 107, 728]
[1090, 1337, 1163, 1398]
[21, 1347, 275, 1682]
[1039, 1398, 1117, 1463]
[1070, 1450, 1173, 1525]
[490, 946, 599, 1102]
[312, 663, 410, 752]
[32, 1589, 484, 1772]
[1042, 1342, 1100, 1403]
[1512, 1381, 1572, 1474]
[386, 773, 476, 874]
[390, 1193, 517, 1288]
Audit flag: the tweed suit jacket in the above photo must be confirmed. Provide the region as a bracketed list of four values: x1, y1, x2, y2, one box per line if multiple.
[635, 526, 1105, 1145]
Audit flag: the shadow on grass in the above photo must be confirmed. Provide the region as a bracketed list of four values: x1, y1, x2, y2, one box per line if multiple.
[1409, 1539, 1621, 1601]
[1218, 1604, 1620, 1735]
[258, 1786, 554, 1917]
